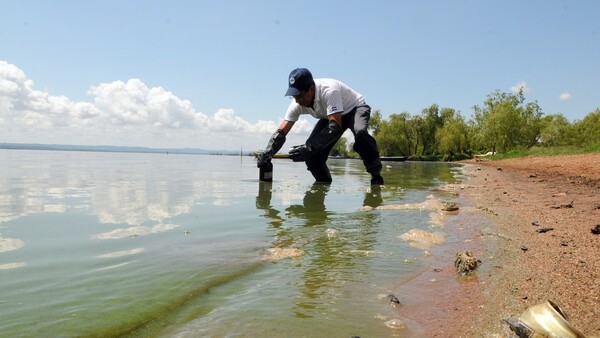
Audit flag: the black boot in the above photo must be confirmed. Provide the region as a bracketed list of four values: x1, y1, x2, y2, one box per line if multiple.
[365, 159, 384, 185]
[370, 173, 384, 185]
[309, 166, 332, 184]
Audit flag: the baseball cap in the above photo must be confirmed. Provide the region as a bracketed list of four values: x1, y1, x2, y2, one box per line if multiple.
[285, 68, 314, 96]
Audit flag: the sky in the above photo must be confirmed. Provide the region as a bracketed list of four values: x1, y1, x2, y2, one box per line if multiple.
[1, 0, 599, 151]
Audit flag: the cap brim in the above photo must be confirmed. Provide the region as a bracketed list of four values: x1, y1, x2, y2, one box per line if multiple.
[285, 87, 302, 96]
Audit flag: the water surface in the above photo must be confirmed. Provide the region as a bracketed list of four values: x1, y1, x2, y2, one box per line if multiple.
[0, 150, 464, 337]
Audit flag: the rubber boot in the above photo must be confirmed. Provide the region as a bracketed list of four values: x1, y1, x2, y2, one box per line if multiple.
[309, 166, 332, 184]
[365, 159, 384, 185]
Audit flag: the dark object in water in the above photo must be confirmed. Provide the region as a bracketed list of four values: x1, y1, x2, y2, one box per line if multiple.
[454, 250, 481, 275]
[259, 161, 273, 182]
[387, 294, 400, 305]
[380, 156, 406, 162]
[536, 227, 554, 233]
[591, 224, 600, 235]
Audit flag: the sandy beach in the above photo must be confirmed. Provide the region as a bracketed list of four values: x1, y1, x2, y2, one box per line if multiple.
[394, 153, 599, 337]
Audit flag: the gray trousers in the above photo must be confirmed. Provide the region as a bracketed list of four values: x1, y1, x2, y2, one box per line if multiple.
[305, 104, 381, 182]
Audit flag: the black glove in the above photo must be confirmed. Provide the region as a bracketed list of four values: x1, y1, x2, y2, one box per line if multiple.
[257, 130, 286, 168]
[288, 144, 310, 162]
[287, 120, 343, 162]
[288, 120, 343, 161]
[256, 152, 271, 167]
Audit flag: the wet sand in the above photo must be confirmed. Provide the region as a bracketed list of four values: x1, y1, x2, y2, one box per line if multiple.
[394, 153, 600, 337]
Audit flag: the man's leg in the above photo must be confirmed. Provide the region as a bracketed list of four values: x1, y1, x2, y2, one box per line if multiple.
[348, 105, 384, 184]
[305, 119, 337, 183]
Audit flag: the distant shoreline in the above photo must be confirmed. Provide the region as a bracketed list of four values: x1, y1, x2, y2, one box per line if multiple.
[0, 143, 253, 156]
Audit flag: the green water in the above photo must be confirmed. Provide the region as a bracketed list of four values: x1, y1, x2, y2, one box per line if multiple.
[0, 150, 465, 337]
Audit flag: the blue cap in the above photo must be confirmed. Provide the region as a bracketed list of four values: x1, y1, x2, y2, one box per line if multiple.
[285, 68, 314, 96]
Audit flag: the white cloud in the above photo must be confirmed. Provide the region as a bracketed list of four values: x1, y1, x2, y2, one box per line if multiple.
[89, 78, 199, 128]
[0, 60, 314, 150]
[559, 92, 572, 101]
[208, 108, 250, 132]
[510, 81, 530, 94]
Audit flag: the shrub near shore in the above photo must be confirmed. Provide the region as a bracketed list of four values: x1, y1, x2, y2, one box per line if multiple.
[362, 89, 599, 161]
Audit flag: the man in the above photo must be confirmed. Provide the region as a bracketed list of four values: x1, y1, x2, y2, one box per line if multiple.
[257, 68, 384, 185]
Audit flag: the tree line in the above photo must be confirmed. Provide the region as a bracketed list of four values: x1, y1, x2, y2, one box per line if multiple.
[331, 90, 600, 160]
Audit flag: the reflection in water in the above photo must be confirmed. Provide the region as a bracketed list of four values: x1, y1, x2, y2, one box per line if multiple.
[0, 236, 25, 253]
[0, 235, 26, 270]
[0, 151, 242, 228]
[0, 151, 257, 277]
[255, 181, 283, 228]
[296, 190, 379, 319]
[0, 152, 249, 256]
[0, 151, 466, 336]
[0, 262, 26, 270]
[93, 180, 195, 225]
[256, 182, 380, 319]
[363, 185, 383, 209]
[285, 184, 330, 226]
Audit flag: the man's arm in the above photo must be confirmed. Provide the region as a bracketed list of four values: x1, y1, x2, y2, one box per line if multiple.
[277, 120, 295, 135]
[257, 120, 295, 167]
[327, 112, 342, 127]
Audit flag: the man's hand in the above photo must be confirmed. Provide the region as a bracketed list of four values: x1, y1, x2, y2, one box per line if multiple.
[257, 130, 287, 168]
[288, 144, 310, 162]
[256, 151, 272, 168]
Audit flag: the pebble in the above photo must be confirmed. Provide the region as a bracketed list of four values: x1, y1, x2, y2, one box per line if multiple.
[387, 294, 401, 305]
[536, 227, 554, 233]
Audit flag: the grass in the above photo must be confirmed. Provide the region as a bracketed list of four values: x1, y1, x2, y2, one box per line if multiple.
[489, 143, 600, 160]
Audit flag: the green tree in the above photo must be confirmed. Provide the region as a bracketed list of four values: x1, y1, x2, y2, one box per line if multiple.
[417, 104, 443, 155]
[539, 114, 573, 146]
[572, 109, 600, 147]
[520, 100, 544, 147]
[370, 110, 383, 136]
[472, 90, 544, 153]
[330, 136, 349, 157]
[436, 108, 469, 159]
[374, 112, 414, 156]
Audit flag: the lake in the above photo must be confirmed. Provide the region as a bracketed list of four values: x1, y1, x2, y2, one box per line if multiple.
[0, 149, 467, 337]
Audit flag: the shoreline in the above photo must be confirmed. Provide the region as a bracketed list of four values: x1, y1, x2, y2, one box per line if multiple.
[392, 163, 498, 337]
[395, 153, 599, 337]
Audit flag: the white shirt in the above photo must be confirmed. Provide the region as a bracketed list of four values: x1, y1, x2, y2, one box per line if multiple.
[284, 78, 365, 122]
